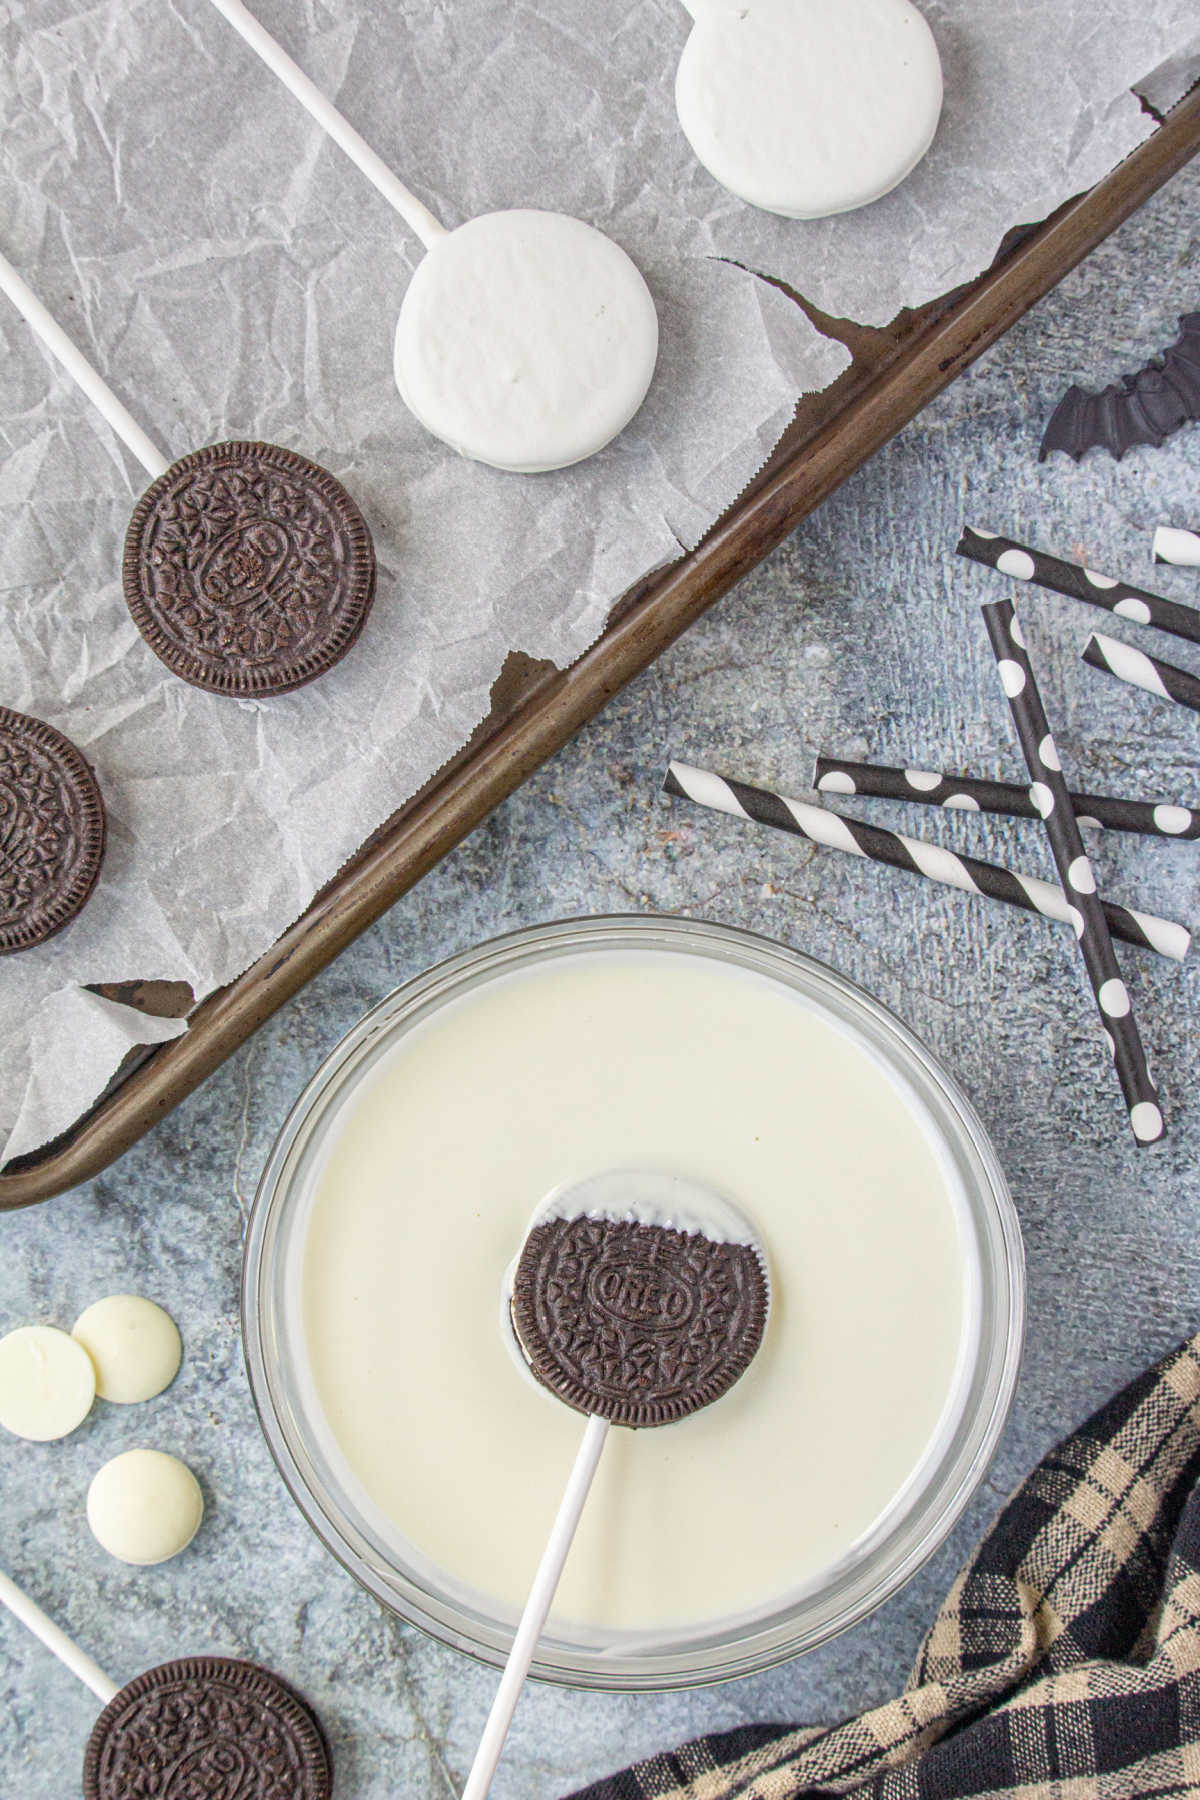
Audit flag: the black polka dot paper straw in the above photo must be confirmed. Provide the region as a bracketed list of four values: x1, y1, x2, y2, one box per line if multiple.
[959, 526, 1200, 647]
[812, 755, 1200, 840]
[1083, 631, 1200, 717]
[1154, 527, 1200, 568]
[982, 600, 1165, 1146]
[663, 762, 1189, 961]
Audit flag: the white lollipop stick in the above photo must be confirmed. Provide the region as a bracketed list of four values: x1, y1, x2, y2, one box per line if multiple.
[471, 1174, 769, 1794]
[0, 251, 169, 480]
[462, 1412, 609, 1800]
[205, 0, 446, 250]
[0, 1567, 118, 1706]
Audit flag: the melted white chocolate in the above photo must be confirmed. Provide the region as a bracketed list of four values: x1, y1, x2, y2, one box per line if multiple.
[300, 949, 973, 1632]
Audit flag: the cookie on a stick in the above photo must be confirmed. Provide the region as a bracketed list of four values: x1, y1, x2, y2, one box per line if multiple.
[674, 0, 943, 219]
[123, 439, 376, 698]
[205, 0, 659, 474]
[0, 1567, 332, 1800]
[84, 1656, 331, 1800]
[0, 707, 106, 955]
[511, 1171, 770, 1427]
[464, 1172, 770, 1800]
[0, 251, 376, 698]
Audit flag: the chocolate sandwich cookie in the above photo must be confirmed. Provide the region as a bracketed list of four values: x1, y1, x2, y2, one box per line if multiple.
[511, 1214, 769, 1427]
[0, 707, 105, 954]
[123, 440, 376, 697]
[83, 1656, 333, 1800]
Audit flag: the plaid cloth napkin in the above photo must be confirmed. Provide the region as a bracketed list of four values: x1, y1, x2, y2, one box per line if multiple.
[568, 1330, 1200, 1800]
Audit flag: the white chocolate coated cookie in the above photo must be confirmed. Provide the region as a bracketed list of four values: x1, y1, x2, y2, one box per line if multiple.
[394, 210, 658, 473]
[0, 1325, 95, 1441]
[72, 1295, 181, 1405]
[87, 1449, 204, 1565]
[675, 0, 942, 219]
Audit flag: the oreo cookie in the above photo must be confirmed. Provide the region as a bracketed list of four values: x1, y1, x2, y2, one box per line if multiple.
[123, 440, 376, 697]
[83, 1656, 332, 1800]
[511, 1215, 769, 1428]
[0, 707, 105, 954]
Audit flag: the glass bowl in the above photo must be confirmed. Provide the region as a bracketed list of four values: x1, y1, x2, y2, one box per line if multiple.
[243, 915, 1023, 1691]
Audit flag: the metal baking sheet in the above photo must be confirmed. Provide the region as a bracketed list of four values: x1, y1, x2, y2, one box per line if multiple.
[4, 85, 1198, 1210]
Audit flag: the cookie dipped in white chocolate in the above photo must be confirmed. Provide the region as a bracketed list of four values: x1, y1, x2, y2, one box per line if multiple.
[675, 0, 943, 219]
[205, 1, 658, 473]
[394, 211, 658, 474]
[509, 1172, 771, 1427]
[500, 1171, 770, 1396]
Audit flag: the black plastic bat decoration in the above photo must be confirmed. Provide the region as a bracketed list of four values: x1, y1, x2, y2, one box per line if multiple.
[1040, 313, 1200, 462]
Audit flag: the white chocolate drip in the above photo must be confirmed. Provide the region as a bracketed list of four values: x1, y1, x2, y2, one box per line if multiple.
[531, 1168, 763, 1246]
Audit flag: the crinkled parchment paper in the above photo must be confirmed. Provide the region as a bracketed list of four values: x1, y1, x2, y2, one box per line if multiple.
[0, 0, 1196, 1165]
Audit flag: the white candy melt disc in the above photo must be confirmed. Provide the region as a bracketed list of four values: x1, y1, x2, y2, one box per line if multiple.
[394, 210, 659, 473]
[0, 1324, 96, 1442]
[675, 0, 943, 219]
[72, 1295, 181, 1405]
[87, 1449, 204, 1566]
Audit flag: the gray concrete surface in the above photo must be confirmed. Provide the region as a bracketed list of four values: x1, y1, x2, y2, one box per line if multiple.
[2, 157, 1199, 1799]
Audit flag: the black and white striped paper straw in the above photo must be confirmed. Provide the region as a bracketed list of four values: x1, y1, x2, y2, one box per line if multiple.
[663, 762, 1188, 960]
[1154, 527, 1200, 568]
[1083, 632, 1200, 717]
[982, 601, 1164, 1146]
[813, 755, 1200, 841]
[959, 526, 1200, 647]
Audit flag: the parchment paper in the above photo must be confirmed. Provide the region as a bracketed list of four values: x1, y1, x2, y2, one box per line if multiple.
[0, 0, 1195, 1166]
